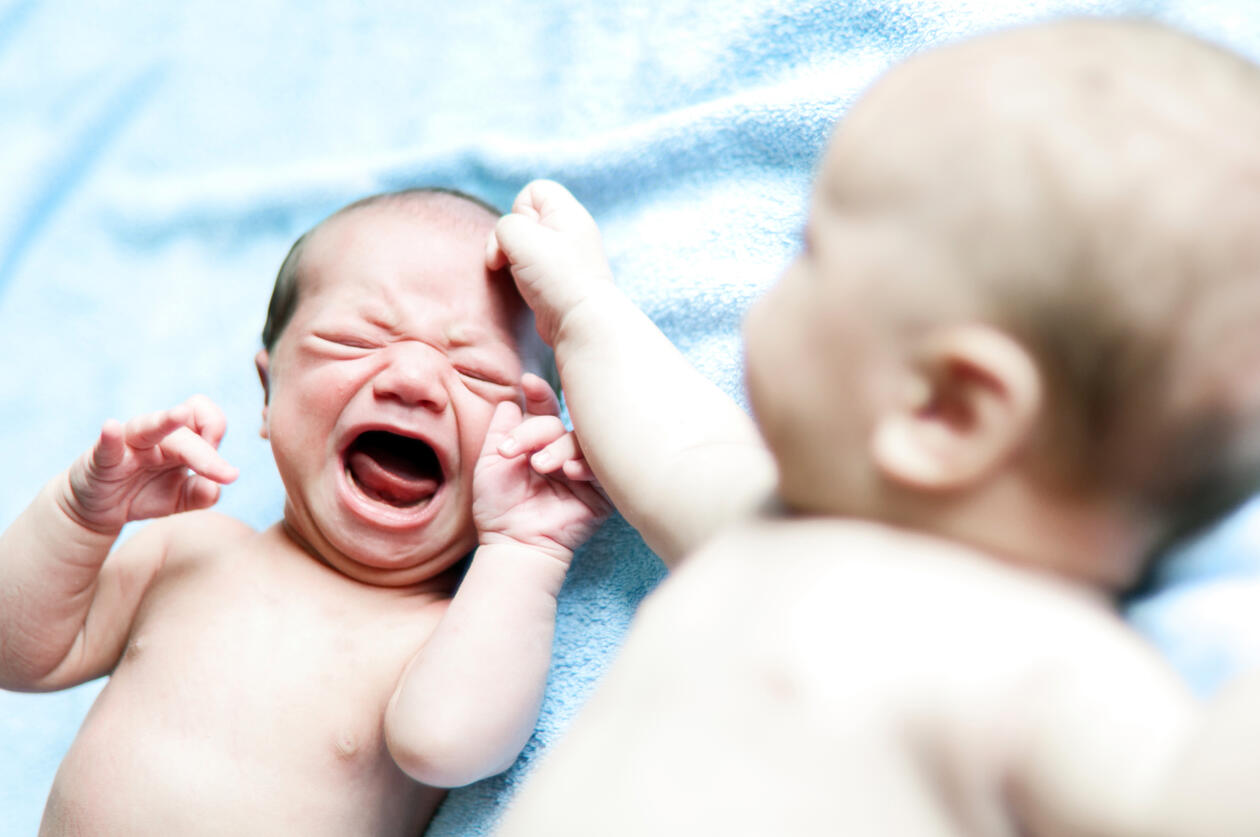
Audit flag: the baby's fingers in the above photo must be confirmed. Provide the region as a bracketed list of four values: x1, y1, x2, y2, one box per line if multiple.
[497, 414, 567, 460]
[498, 415, 594, 479]
[512, 180, 589, 228]
[561, 457, 597, 482]
[91, 419, 130, 470]
[184, 394, 228, 449]
[179, 472, 223, 512]
[123, 406, 194, 450]
[528, 433, 584, 476]
[159, 427, 239, 484]
[521, 372, 562, 418]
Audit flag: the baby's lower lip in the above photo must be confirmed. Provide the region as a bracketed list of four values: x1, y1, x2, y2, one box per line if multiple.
[338, 467, 445, 530]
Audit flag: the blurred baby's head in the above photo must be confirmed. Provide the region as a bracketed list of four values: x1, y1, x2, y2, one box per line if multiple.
[747, 19, 1260, 570]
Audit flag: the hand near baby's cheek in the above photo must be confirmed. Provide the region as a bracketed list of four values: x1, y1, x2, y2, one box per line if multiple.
[473, 376, 610, 562]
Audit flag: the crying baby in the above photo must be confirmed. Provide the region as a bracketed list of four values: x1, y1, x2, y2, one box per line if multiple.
[0, 187, 609, 836]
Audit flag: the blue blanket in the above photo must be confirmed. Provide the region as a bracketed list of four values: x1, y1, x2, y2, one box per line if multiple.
[2, 1, 1258, 833]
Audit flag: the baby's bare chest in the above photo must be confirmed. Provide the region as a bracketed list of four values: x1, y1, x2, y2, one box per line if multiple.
[57, 540, 449, 830]
[122, 544, 443, 735]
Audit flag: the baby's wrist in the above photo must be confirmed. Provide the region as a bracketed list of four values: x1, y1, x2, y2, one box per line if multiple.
[474, 535, 573, 593]
[551, 282, 627, 355]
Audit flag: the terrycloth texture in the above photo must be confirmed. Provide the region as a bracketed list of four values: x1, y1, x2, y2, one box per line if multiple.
[1, 1, 1259, 833]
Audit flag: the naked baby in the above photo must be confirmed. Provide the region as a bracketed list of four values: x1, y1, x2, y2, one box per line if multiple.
[489, 19, 1260, 837]
[0, 188, 608, 835]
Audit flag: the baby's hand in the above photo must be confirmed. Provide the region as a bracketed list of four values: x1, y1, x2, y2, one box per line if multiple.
[63, 395, 238, 535]
[473, 374, 610, 563]
[486, 179, 614, 347]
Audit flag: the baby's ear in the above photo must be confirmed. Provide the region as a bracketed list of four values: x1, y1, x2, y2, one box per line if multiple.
[255, 349, 272, 439]
[870, 324, 1042, 492]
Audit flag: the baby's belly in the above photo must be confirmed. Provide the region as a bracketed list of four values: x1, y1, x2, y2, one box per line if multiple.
[41, 676, 441, 836]
[44, 714, 439, 837]
[40, 585, 444, 836]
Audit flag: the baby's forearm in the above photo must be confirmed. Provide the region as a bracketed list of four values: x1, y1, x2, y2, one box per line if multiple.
[553, 283, 776, 568]
[0, 473, 122, 689]
[384, 543, 567, 788]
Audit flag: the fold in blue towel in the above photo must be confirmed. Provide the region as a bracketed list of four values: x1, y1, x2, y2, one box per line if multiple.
[1, 1, 1258, 834]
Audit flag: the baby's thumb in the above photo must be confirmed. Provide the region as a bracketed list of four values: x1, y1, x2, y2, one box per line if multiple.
[491, 213, 552, 272]
[482, 399, 525, 455]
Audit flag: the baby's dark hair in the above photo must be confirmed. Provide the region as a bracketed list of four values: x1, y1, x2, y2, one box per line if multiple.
[261, 187, 501, 352]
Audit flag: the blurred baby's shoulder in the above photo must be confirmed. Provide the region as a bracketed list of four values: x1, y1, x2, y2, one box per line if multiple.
[659, 516, 1142, 673]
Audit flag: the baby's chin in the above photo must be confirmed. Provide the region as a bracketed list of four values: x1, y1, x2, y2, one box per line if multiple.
[336, 520, 477, 585]
[286, 501, 477, 588]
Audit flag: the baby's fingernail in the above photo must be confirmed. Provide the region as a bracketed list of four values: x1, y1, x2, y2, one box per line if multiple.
[498, 439, 519, 456]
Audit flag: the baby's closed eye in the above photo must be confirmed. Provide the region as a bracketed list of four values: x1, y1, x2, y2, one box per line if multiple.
[456, 365, 517, 390]
[309, 333, 382, 356]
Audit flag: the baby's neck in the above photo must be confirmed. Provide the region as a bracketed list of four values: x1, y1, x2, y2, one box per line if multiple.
[893, 471, 1155, 596]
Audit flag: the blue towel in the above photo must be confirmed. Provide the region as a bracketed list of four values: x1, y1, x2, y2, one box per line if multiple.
[2, 1, 1259, 833]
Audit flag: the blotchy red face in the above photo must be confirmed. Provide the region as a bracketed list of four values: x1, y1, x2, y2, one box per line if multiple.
[261, 203, 525, 585]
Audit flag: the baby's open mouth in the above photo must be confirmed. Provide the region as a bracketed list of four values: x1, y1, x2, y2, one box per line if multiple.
[345, 431, 443, 508]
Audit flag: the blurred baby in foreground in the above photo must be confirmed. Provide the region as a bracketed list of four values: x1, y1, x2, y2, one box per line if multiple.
[488, 18, 1260, 836]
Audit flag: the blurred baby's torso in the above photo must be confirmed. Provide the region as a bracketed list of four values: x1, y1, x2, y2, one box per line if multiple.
[498, 517, 1198, 837]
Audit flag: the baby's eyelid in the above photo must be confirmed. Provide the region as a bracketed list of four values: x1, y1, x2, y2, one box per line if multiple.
[457, 366, 514, 386]
[314, 332, 378, 350]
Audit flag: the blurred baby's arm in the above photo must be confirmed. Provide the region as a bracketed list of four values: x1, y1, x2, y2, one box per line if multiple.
[1003, 628, 1203, 836]
[384, 379, 609, 787]
[489, 179, 776, 567]
[0, 396, 237, 691]
[1013, 655, 1260, 835]
[1146, 669, 1260, 836]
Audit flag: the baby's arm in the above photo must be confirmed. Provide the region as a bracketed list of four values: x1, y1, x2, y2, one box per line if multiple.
[0, 396, 237, 691]
[1148, 669, 1260, 836]
[1003, 640, 1200, 836]
[384, 375, 609, 788]
[488, 180, 776, 568]
[1013, 654, 1260, 835]
[1000, 618, 1260, 836]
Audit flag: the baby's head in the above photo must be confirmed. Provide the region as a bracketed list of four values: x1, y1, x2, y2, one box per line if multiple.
[746, 19, 1260, 590]
[257, 188, 547, 585]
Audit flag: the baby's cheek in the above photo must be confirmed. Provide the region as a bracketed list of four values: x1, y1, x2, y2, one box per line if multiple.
[459, 399, 501, 462]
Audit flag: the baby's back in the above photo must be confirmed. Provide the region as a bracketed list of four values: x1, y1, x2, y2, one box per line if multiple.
[40, 512, 449, 837]
[499, 517, 1197, 836]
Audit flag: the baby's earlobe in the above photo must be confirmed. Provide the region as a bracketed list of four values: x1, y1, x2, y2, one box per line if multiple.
[255, 350, 271, 405]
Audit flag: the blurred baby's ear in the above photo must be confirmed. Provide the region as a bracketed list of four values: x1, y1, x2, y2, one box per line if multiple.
[870, 324, 1042, 492]
[255, 350, 272, 439]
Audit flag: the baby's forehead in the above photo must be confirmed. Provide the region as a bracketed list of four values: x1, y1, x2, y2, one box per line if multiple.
[296, 199, 530, 332]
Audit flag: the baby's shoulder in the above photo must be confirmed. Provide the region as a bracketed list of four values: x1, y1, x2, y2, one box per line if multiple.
[669, 517, 1155, 689]
[118, 509, 257, 567]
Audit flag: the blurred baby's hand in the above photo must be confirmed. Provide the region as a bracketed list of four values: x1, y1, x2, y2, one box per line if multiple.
[63, 395, 238, 535]
[486, 179, 615, 347]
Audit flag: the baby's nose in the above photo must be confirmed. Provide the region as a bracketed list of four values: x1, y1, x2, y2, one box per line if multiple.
[372, 342, 450, 412]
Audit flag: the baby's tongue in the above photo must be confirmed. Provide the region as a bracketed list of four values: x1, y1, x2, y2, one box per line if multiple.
[346, 433, 440, 507]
